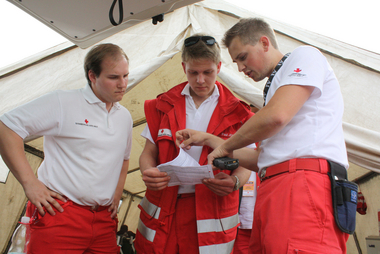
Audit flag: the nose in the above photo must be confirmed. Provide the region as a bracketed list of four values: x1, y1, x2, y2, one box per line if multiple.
[118, 77, 128, 88]
[197, 73, 205, 84]
[237, 62, 245, 73]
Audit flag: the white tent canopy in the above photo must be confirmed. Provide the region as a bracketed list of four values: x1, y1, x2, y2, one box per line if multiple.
[1, 0, 379, 176]
[1, 1, 380, 252]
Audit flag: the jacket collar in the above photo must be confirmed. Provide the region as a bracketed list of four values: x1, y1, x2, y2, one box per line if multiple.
[157, 81, 234, 111]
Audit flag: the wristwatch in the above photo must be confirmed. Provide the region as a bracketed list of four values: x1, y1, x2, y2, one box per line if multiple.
[233, 175, 240, 191]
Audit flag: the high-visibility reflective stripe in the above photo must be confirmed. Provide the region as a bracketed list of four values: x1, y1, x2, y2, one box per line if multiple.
[137, 219, 156, 242]
[197, 213, 239, 233]
[139, 196, 161, 219]
[199, 239, 235, 254]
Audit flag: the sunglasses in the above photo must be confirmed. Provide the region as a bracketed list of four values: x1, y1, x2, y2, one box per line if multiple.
[184, 36, 216, 47]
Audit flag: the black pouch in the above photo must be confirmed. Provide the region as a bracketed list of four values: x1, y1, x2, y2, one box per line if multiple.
[328, 160, 358, 234]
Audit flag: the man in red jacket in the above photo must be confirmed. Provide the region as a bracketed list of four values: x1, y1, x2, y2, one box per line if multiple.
[134, 34, 254, 254]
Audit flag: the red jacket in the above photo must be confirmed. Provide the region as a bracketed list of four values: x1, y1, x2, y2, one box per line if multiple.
[135, 81, 253, 254]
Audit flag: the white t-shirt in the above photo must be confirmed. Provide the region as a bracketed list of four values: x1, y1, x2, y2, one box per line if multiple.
[258, 46, 348, 170]
[238, 171, 257, 229]
[0, 85, 133, 206]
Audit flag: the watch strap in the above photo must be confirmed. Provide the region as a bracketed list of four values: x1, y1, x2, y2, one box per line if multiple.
[233, 175, 240, 191]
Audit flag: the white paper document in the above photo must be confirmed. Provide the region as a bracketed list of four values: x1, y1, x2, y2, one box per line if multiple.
[157, 148, 214, 186]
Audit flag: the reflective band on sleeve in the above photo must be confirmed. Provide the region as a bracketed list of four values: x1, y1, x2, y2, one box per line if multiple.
[199, 239, 235, 254]
[137, 219, 156, 242]
[197, 213, 239, 233]
[139, 196, 161, 219]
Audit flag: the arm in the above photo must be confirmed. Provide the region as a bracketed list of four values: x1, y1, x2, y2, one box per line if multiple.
[139, 139, 170, 191]
[208, 85, 314, 163]
[176, 129, 259, 171]
[0, 121, 65, 216]
[109, 159, 129, 218]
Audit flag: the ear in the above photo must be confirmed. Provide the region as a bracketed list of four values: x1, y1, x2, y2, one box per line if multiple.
[260, 36, 270, 52]
[181, 62, 187, 74]
[88, 70, 97, 85]
[216, 61, 222, 74]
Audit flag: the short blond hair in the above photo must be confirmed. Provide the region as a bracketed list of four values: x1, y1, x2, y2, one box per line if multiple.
[84, 43, 129, 86]
[223, 18, 278, 49]
[181, 33, 221, 64]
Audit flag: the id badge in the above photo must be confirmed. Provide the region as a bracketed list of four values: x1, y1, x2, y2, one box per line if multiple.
[243, 181, 254, 196]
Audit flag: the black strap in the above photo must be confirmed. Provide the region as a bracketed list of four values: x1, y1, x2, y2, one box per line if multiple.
[238, 187, 243, 214]
[263, 53, 291, 106]
[109, 0, 124, 26]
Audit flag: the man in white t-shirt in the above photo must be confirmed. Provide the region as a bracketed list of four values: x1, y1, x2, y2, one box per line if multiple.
[0, 43, 133, 253]
[181, 18, 350, 253]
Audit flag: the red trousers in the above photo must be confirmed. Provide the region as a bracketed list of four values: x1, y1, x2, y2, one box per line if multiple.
[233, 229, 251, 254]
[163, 194, 199, 254]
[25, 199, 119, 254]
[250, 168, 348, 253]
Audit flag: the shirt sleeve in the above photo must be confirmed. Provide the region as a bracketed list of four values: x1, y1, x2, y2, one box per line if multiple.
[276, 46, 326, 96]
[0, 91, 61, 139]
[141, 123, 155, 144]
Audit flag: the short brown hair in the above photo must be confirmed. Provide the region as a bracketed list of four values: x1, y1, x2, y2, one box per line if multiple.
[223, 18, 278, 49]
[84, 43, 129, 85]
[181, 33, 221, 64]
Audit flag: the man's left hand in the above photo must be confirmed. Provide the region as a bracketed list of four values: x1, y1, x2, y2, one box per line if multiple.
[108, 199, 119, 219]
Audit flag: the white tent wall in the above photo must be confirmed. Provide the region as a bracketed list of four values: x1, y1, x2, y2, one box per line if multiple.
[0, 0, 379, 253]
[117, 193, 143, 232]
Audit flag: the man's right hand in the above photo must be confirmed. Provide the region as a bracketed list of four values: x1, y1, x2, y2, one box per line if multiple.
[176, 129, 217, 150]
[141, 168, 170, 191]
[23, 178, 66, 216]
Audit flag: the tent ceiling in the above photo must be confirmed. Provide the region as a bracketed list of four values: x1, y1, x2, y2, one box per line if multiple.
[7, 0, 201, 48]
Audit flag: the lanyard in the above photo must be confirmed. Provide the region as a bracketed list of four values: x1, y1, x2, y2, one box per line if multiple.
[263, 53, 291, 106]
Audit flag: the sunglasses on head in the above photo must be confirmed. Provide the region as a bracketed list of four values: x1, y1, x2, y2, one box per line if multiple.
[184, 36, 216, 47]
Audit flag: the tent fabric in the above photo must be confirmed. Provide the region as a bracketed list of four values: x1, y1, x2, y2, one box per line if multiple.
[0, 0, 379, 185]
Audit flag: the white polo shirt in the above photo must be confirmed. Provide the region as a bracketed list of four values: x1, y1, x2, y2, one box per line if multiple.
[0, 85, 133, 206]
[259, 46, 348, 170]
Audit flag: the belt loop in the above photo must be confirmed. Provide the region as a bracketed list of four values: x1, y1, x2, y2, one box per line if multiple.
[319, 159, 328, 174]
[289, 159, 297, 173]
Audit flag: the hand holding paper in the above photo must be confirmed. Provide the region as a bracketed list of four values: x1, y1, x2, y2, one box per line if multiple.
[157, 148, 214, 186]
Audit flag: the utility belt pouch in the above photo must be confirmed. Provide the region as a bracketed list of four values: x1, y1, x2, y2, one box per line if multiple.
[328, 160, 358, 234]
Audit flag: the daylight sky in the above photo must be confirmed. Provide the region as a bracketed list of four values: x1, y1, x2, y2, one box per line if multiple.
[0, 0, 379, 69]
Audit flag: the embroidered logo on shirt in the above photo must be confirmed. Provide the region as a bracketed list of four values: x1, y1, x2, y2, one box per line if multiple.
[75, 119, 98, 128]
[158, 129, 172, 137]
[220, 133, 233, 137]
[288, 68, 306, 78]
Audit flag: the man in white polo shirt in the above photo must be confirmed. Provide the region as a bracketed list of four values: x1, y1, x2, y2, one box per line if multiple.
[0, 43, 132, 253]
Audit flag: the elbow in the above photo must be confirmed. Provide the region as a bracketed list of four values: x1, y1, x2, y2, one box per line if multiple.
[269, 114, 289, 129]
